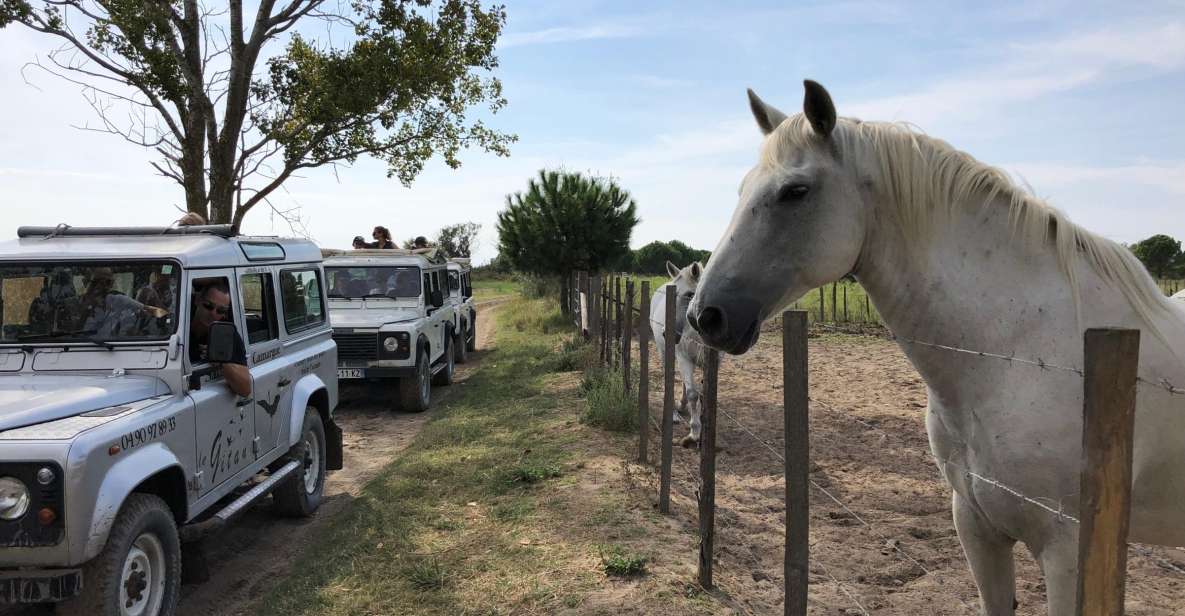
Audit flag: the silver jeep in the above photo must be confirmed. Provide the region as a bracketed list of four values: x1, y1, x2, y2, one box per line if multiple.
[0, 225, 342, 615]
[323, 248, 457, 411]
[445, 258, 477, 363]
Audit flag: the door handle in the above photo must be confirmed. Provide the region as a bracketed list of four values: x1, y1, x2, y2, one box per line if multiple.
[278, 377, 292, 388]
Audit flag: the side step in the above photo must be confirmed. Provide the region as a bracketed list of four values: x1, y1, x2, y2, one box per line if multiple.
[179, 460, 301, 543]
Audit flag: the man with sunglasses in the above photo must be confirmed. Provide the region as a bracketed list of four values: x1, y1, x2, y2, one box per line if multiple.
[190, 279, 251, 397]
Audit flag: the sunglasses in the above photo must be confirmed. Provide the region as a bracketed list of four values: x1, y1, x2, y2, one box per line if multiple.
[201, 300, 231, 316]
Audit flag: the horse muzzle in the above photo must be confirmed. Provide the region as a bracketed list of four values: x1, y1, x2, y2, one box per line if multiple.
[688, 297, 762, 355]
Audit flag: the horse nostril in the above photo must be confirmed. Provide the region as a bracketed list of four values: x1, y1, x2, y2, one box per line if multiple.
[696, 306, 725, 336]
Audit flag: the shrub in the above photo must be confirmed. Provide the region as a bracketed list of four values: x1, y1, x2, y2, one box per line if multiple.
[579, 366, 636, 432]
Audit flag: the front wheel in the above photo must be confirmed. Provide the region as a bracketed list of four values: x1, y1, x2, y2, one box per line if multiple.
[59, 494, 180, 616]
[399, 347, 431, 412]
[273, 409, 327, 517]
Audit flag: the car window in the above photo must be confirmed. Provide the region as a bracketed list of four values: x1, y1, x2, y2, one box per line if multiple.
[279, 269, 325, 333]
[240, 272, 278, 345]
[448, 271, 460, 293]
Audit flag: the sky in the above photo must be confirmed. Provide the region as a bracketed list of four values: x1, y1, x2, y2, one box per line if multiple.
[2, 0, 1183, 265]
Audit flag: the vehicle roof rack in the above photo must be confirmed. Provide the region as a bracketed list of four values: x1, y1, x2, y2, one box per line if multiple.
[321, 247, 450, 264]
[16, 224, 236, 239]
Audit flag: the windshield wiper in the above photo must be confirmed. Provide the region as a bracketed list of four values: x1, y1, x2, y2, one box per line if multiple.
[17, 329, 115, 350]
[17, 329, 99, 342]
[327, 293, 354, 300]
[361, 293, 396, 299]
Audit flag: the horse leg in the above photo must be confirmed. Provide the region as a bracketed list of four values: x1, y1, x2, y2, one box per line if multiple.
[1031, 535, 1078, 616]
[677, 355, 700, 447]
[953, 492, 1017, 615]
[681, 388, 702, 448]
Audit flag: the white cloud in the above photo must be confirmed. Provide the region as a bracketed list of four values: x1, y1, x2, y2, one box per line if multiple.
[499, 24, 640, 48]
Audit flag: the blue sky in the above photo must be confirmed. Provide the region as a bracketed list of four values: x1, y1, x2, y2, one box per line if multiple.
[2, 0, 1183, 264]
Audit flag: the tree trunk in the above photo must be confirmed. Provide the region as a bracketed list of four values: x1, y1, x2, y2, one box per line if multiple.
[559, 275, 572, 317]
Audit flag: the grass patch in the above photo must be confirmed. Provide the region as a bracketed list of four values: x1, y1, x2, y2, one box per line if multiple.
[549, 336, 594, 372]
[506, 461, 562, 485]
[599, 545, 648, 577]
[403, 557, 448, 591]
[578, 365, 636, 433]
[472, 277, 520, 300]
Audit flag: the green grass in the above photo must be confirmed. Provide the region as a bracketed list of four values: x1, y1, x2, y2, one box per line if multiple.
[598, 545, 648, 577]
[250, 296, 590, 616]
[578, 365, 636, 433]
[471, 277, 520, 300]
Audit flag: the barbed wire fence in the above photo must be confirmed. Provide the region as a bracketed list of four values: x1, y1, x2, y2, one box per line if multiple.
[566, 271, 1177, 615]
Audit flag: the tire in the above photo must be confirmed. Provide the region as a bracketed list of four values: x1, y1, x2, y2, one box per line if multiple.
[273, 409, 327, 517]
[466, 312, 477, 352]
[58, 494, 180, 616]
[453, 323, 469, 364]
[398, 347, 431, 412]
[432, 331, 455, 386]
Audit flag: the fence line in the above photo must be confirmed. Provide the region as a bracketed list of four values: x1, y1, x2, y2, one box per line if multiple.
[893, 335, 1184, 397]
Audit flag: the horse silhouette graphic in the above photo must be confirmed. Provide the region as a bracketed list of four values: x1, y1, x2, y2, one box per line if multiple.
[258, 393, 281, 417]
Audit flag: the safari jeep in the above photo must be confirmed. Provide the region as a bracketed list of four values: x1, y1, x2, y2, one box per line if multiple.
[446, 258, 477, 362]
[0, 225, 342, 616]
[322, 248, 457, 411]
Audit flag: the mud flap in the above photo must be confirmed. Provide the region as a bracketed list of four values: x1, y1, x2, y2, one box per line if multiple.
[325, 417, 344, 471]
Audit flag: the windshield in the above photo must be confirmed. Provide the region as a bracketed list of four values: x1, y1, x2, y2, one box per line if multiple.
[0, 261, 180, 344]
[326, 266, 421, 299]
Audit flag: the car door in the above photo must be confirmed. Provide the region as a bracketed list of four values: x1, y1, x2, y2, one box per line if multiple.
[186, 270, 256, 496]
[238, 268, 287, 458]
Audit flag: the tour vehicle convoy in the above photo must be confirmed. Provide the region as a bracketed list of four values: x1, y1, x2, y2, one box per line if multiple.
[0, 224, 341, 615]
[323, 248, 457, 411]
[446, 258, 477, 362]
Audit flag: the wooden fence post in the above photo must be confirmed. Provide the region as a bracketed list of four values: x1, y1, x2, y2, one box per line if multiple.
[623, 280, 634, 394]
[1076, 327, 1140, 616]
[817, 287, 824, 323]
[589, 275, 602, 347]
[599, 278, 609, 366]
[830, 282, 837, 323]
[842, 284, 848, 323]
[659, 285, 676, 513]
[614, 276, 623, 369]
[784, 310, 809, 615]
[638, 281, 650, 464]
[698, 349, 720, 589]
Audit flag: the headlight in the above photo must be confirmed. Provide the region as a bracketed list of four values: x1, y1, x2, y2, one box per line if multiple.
[0, 477, 30, 520]
[383, 336, 399, 352]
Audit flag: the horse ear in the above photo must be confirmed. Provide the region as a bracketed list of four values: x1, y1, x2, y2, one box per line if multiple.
[666, 261, 680, 278]
[803, 79, 836, 138]
[747, 88, 788, 136]
[690, 262, 703, 280]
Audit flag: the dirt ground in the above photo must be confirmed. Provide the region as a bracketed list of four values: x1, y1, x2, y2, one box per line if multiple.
[619, 328, 1185, 615]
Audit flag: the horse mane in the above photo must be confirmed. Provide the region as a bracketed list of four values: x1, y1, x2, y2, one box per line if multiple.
[763, 114, 1176, 336]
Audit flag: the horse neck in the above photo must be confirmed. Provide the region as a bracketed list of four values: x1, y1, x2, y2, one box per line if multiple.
[853, 192, 1078, 377]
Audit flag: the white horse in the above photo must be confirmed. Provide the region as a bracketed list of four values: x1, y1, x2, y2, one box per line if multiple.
[688, 80, 1185, 615]
[650, 261, 710, 447]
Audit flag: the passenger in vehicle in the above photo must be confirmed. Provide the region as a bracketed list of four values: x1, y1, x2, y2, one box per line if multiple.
[189, 279, 251, 397]
[78, 268, 167, 338]
[372, 226, 396, 249]
[27, 270, 78, 331]
[135, 268, 177, 312]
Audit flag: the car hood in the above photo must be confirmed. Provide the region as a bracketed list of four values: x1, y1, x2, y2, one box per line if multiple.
[329, 305, 422, 329]
[0, 374, 169, 432]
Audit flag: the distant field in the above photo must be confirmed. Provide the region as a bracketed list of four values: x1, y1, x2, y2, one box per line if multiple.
[471, 278, 519, 300]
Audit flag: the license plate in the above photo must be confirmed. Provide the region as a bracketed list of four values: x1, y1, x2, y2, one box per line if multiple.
[337, 368, 364, 379]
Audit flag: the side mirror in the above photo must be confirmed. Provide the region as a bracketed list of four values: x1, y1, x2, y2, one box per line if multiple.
[430, 289, 444, 308]
[207, 321, 237, 363]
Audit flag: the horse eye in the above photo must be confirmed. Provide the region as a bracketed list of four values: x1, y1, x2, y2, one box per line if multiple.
[776, 184, 810, 203]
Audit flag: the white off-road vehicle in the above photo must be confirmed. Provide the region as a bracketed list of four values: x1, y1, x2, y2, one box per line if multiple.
[323, 248, 457, 411]
[445, 258, 477, 363]
[0, 225, 341, 615]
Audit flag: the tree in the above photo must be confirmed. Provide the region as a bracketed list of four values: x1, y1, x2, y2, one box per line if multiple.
[632, 239, 711, 275]
[1, 0, 514, 229]
[1130, 234, 1182, 279]
[497, 169, 639, 314]
[435, 221, 480, 258]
